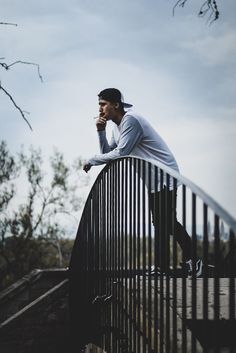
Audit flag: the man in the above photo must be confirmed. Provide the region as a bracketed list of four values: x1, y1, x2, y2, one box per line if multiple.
[83, 88, 202, 277]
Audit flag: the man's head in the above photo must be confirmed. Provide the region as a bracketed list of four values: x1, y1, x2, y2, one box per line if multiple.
[98, 88, 132, 109]
[98, 88, 132, 122]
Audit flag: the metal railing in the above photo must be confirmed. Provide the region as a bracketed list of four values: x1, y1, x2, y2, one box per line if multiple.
[69, 156, 236, 353]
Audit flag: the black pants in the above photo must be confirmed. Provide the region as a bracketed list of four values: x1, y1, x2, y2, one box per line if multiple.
[149, 187, 192, 270]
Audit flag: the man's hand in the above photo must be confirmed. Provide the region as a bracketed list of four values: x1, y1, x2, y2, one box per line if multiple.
[83, 163, 92, 173]
[96, 116, 107, 131]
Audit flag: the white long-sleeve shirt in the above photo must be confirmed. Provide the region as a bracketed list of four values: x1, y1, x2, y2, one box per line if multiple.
[89, 111, 179, 170]
[88, 111, 180, 190]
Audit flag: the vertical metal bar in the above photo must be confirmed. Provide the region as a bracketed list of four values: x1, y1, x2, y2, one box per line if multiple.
[203, 204, 209, 325]
[105, 169, 109, 350]
[120, 158, 125, 351]
[182, 185, 187, 353]
[108, 166, 111, 351]
[214, 215, 220, 319]
[84, 199, 89, 293]
[99, 176, 103, 349]
[111, 163, 115, 350]
[102, 173, 105, 351]
[91, 187, 95, 301]
[110, 163, 114, 290]
[106, 167, 111, 350]
[165, 173, 170, 353]
[124, 158, 128, 349]
[137, 159, 141, 353]
[229, 230, 235, 353]
[98, 177, 101, 295]
[115, 162, 118, 351]
[101, 171, 106, 350]
[102, 172, 106, 350]
[133, 158, 137, 353]
[147, 162, 152, 352]
[172, 178, 178, 353]
[213, 214, 220, 353]
[142, 159, 147, 353]
[94, 181, 99, 301]
[113, 162, 117, 353]
[88, 195, 93, 301]
[191, 192, 197, 353]
[117, 160, 121, 353]
[111, 163, 115, 352]
[159, 169, 164, 353]
[129, 158, 133, 352]
[229, 230, 235, 319]
[154, 165, 159, 353]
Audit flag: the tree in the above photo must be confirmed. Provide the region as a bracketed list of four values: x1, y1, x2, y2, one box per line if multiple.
[0, 141, 88, 289]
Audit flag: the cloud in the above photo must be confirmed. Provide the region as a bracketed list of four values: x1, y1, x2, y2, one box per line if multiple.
[158, 116, 236, 217]
[180, 30, 236, 66]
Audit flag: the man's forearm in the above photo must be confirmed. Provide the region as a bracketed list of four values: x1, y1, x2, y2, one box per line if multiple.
[98, 130, 112, 153]
[88, 147, 122, 166]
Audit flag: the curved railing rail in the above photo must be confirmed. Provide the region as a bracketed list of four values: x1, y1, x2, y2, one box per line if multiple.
[69, 156, 236, 353]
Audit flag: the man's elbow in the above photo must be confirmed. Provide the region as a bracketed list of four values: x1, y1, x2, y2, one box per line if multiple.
[119, 148, 130, 157]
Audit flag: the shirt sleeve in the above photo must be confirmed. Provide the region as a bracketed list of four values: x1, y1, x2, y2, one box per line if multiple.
[89, 116, 143, 166]
[98, 130, 117, 153]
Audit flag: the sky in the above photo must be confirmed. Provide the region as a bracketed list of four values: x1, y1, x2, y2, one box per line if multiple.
[1, 0, 236, 222]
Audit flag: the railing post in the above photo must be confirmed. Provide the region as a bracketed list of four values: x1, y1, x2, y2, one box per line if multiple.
[182, 184, 187, 353]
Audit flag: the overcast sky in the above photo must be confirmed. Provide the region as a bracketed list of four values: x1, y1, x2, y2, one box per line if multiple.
[1, 0, 236, 219]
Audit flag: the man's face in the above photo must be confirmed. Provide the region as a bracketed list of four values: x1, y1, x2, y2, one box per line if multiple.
[98, 99, 118, 120]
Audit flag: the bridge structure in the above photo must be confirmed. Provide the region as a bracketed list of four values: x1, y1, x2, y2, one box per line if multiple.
[69, 156, 236, 353]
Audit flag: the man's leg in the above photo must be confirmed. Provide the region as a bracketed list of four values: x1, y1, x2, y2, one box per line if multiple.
[149, 188, 169, 271]
[149, 187, 192, 269]
[150, 187, 203, 276]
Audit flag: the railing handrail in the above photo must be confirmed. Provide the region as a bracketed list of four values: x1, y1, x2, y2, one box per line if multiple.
[85, 155, 236, 232]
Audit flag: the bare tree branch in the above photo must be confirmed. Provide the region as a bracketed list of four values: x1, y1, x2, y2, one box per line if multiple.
[0, 22, 18, 26]
[33, 189, 54, 233]
[0, 83, 33, 131]
[0, 60, 43, 82]
[0, 60, 43, 130]
[1, 22, 43, 130]
[198, 0, 219, 24]
[173, 0, 219, 23]
[173, 0, 188, 16]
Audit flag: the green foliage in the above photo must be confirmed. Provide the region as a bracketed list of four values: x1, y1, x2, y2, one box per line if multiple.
[0, 141, 18, 213]
[0, 235, 74, 289]
[0, 141, 88, 290]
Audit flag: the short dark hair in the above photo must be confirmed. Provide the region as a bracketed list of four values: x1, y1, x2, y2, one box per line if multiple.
[98, 88, 123, 104]
[98, 88, 133, 109]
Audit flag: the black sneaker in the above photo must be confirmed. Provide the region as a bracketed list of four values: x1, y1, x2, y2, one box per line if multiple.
[184, 259, 203, 278]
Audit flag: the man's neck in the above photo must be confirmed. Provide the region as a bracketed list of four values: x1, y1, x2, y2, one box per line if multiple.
[112, 111, 125, 126]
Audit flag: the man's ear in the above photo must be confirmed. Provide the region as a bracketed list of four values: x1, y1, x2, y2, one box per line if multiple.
[114, 102, 119, 110]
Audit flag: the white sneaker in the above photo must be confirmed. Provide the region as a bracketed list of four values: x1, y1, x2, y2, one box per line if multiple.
[185, 259, 203, 278]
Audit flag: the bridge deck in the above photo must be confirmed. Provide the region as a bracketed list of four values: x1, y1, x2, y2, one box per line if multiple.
[122, 277, 236, 352]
